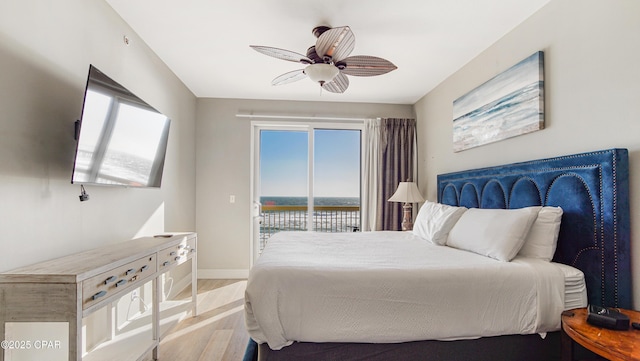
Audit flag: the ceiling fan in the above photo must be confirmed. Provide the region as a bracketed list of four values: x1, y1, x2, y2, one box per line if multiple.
[250, 25, 397, 93]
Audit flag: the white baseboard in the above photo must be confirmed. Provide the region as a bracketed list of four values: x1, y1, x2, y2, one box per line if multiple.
[198, 268, 249, 279]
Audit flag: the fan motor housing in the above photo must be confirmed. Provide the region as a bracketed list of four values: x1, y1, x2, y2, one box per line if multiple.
[306, 46, 323, 63]
[312, 26, 331, 38]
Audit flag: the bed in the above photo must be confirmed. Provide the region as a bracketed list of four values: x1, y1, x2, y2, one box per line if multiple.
[243, 148, 631, 361]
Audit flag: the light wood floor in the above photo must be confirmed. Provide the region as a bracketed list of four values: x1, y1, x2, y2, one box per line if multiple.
[156, 279, 250, 361]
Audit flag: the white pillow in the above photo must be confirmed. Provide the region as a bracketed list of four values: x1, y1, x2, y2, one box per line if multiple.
[518, 206, 563, 261]
[446, 207, 540, 261]
[412, 201, 467, 245]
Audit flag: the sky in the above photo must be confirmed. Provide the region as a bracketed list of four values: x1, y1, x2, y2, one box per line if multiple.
[260, 129, 361, 197]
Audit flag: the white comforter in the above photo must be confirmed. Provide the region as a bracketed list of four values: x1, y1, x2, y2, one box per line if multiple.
[245, 231, 567, 350]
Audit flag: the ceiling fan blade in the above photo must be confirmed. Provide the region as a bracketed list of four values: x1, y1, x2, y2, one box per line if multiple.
[340, 55, 397, 77]
[271, 69, 307, 86]
[250, 45, 312, 64]
[322, 73, 349, 93]
[315, 26, 355, 62]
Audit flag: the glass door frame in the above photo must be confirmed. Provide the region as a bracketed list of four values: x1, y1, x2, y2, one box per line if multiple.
[249, 120, 364, 265]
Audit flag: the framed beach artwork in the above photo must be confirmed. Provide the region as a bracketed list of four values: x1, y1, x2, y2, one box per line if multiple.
[453, 51, 544, 152]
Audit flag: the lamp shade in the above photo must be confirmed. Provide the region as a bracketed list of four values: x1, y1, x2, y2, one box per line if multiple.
[388, 182, 425, 203]
[305, 63, 339, 85]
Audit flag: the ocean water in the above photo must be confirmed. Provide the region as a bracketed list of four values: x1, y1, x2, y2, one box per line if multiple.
[260, 196, 360, 206]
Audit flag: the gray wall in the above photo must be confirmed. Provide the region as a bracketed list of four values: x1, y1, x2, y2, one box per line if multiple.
[414, 0, 640, 308]
[195, 98, 414, 277]
[0, 0, 197, 272]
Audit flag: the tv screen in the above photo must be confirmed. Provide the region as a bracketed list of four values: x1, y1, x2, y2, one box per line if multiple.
[71, 65, 170, 187]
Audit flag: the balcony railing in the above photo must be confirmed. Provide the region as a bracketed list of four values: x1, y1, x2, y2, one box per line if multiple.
[259, 205, 360, 250]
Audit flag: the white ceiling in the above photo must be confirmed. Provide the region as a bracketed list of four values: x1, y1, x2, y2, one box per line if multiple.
[106, 0, 550, 105]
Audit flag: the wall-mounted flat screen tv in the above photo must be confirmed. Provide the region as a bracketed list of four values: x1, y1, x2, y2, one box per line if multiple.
[71, 65, 170, 187]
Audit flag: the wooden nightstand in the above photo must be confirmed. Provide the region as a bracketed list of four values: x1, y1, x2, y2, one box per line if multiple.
[561, 307, 640, 361]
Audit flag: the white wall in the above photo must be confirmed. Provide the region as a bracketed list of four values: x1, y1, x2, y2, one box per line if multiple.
[0, 0, 197, 272]
[414, 0, 640, 308]
[195, 98, 414, 277]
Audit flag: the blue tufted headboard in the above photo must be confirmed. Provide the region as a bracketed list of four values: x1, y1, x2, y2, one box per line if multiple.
[437, 149, 631, 309]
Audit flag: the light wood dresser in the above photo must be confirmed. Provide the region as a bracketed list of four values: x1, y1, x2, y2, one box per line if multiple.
[0, 233, 197, 361]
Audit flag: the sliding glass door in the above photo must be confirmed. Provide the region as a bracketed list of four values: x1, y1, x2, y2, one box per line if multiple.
[312, 129, 361, 232]
[251, 123, 362, 260]
[258, 129, 309, 243]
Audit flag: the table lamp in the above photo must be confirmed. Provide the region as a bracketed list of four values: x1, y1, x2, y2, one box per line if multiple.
[388, 181, 425, 231]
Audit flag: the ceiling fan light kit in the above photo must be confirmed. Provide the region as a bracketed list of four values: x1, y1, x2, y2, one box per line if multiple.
[250, 25, 397, 93]
[304, 63, 339, 85]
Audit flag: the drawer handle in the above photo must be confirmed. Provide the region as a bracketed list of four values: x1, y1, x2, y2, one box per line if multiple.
[115, 279, 127, 287]
[191, 249, 196, 253]
[170, 251, 177, 256]
[104, 276, 117, 284]
[92, 290, 107, 300]
[163, 261, 170, 267]
[175, 256, 180, 261]
[140, 265, 149, 271]
[179, 244, 186, 249]
[126, 268, 135, 275]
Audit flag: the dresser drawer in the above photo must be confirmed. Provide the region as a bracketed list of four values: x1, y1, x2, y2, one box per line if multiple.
[158, 237, 196, 271]
[82, 254, 157, 310]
